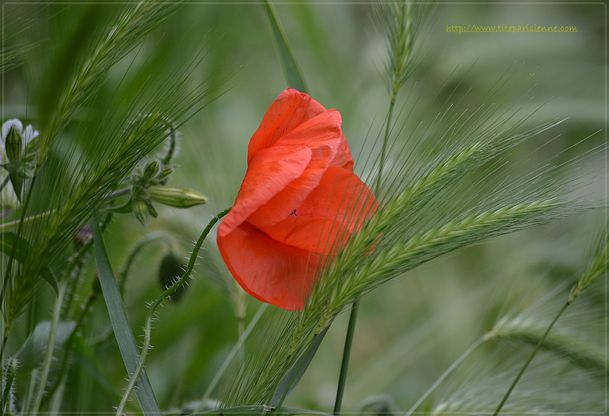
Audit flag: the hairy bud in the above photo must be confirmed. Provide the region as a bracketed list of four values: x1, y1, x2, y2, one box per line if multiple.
[158, 252, 187, 303]
[148, 186, 208, 208]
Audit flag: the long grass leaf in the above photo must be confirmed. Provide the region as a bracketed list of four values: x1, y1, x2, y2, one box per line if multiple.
[270, 326, 329, 408]
[91, 213, 160, 415]
[263, 0, 307, 92]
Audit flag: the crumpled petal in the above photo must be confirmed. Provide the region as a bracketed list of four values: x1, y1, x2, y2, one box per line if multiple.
[219, 144, 311, 236]
[260, 167, 378, 254]
[218, 221, 322, 310]
[248, 88, 325, 161]
[247, 110, 344, 229]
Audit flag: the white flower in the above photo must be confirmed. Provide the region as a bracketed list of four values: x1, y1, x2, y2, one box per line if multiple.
[1, 119, 23, 145]
[23, 125, 39, 145]
[1, 118, 39, 148]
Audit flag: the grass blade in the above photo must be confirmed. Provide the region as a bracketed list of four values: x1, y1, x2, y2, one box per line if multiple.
[270, 327, 329, 409]
[263, 0, 307, 92]
[91, 213, 160, 415]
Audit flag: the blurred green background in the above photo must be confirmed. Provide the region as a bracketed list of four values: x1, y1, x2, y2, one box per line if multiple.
[2, 1, 606, 413]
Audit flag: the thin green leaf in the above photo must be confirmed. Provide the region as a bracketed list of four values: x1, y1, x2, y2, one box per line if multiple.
[270, 327, 329, 408]
[263, 0, 307, 92]
[91, 213, 160, 415]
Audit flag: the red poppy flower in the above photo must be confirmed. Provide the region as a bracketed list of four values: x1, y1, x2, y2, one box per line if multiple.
[217, 88, 378, 310]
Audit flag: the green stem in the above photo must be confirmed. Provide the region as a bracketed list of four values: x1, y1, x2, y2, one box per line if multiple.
[30, 281, 67, 414]
[0, 187, 130, 233]
[41, 283, 98, 407]
[118, 232, 172, 296]
[492, 301, 570, 416]
[333, 90, 398, 416]
[0, 211, 51, 233]
[375, 94, 397, 193]
[2, 358, 18, 414]
[116, 208, 230, 415]
[405, 337, 484, 415]
[333, 301, 359, 415]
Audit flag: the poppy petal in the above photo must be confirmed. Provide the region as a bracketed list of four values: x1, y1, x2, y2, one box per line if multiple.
[298, 167, 377, 228]
[332, 134, 354, 170]
[248, 88, 325, 161]
[247, 146, 334, 229]
[219, 144, 312, 237]
[261, 217, 351, 255]
[260, 167, 378, 254]
[247, 111, 345, 228]
[217, 222, 321, 310]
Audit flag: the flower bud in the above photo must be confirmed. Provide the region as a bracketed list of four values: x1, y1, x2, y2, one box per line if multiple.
[157, 166, 174, 184]
[133, 200, 149, 225]
[1, 119, 23, 144]
[143, 160, 161, 180]
[158, 252, 187, 303]
[4, 125, 23, 164]
[74, 224, 93, 248]
[148, 186, 207, 208]
[146, 200, 158, 218]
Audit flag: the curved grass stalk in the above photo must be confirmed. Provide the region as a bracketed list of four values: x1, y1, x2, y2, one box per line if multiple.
[29, 280, 67, 414]
[405, 337, 485, 416]
[332, 142, 481, 414]
[318, 200, 562, 325]
[491, 302, 568, 416]
[40, 214, 112, 408]
[232, 197, 565, 407]
[488, 318, 605, 377]
[116, 208, 230, 415]
[43, 283, 98, 407]
[333, 300, 359, 415]
[492, 233, 608, 415]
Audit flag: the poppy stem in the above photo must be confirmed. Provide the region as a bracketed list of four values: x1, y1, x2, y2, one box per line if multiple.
[116, 207, 231, 415]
